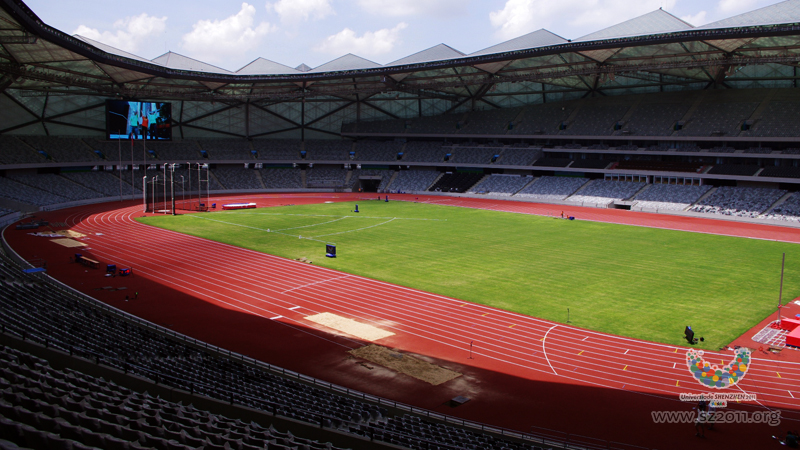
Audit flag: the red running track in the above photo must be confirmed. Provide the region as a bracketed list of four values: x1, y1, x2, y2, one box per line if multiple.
[6, 192, 800, 450]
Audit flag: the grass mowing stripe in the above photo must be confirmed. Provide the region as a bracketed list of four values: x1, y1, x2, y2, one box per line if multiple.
[138, 201, 800, 350]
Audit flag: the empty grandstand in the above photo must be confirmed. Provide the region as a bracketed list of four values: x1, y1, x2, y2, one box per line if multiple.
[4, 0, 800, 449]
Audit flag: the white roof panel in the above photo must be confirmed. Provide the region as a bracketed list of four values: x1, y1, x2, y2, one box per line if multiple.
[576, 9, 693, 42]
[470, 29, 567, 56]
[387, 44, 464, 66]
[73, 35, 158, 65]
[698, 0, 800, 29]
[237, 57, 299, 75]
[310, 54, 381, 73]
[151, 51, 232, 74]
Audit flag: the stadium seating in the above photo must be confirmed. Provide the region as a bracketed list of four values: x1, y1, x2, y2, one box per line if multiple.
[402, 142, 446, 162]
[689, 186, 786, 218]
[212, 166, 263, 190]
[428, 173, 483, 193]
[146, 141, 203, 160]
[197, 139, 252, 160]
[0, 250, 546, 450]
[354, 141, 403, 161]
[763, 193, 800, 222]
[305, 167, 347, 188]
[514, 176, 588, 201]
[759, 166, 800, 179]
[386, 170, 439, 192]
[447, 145, 498, 165]
[566, 179, 643, 205]
[560, 104, 629, 136]
[62, 171, 135, 198]
[304, 141, 352, 161]
[259, 168, 303, 189]
[0, 136, 48, 164]
[468, 175, 532, 195]
[633, 184, 712, 211]
[253, 140, 301, 160]
[18, 137, 101, 163]
[496, 147, 542, 166]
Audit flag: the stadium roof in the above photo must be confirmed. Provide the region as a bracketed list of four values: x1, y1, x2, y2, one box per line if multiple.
[3, 0, 800, 138]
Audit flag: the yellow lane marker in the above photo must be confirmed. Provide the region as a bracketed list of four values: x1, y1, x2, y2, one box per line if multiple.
[623, 365, 628, 371]
[777, 372, 782, 379]
[509, 324, 516, 329]
[578, 350, 584, 356]
[482, 313, 488, 316]
[459, 303, 466, 307]
[676, 380, 680, 387]
[674, 348, 678, 353]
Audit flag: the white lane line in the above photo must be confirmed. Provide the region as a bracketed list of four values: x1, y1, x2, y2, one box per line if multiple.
[542, 325, 559, 376]
[282, 275, 351, 294]
[289, 306, 301, 311]
[270, 315, 284, 320]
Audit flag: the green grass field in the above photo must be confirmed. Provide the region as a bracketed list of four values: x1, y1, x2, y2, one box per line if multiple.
[137, 200, 800, 349]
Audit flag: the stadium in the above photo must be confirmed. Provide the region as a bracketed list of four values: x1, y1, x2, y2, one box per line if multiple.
[3, 0, 800, 449]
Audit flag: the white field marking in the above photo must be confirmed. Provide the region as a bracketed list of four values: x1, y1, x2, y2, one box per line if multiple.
[282, 275, 351, 294]
[187, 214, 330, 243]
[289, 306, 301, 311]
[237, 212, 446, 221]
[270, 315, 283, 320]
[582, 337, 588, 341]
[314, 218, 396, 238]
[790, 391, 795, 399]
[274, 216, 348, 231]
[673, 362, 677, 369]
[624, 349, 630, 355]
[187, 212, 405, 242]
[542, 325, 559, 375]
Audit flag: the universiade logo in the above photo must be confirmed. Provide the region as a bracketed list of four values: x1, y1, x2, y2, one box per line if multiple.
[685, 347, 750, 389]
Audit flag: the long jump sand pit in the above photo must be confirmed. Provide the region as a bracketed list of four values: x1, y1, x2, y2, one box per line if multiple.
[305, 312, 395, 341]
[349, 344, 462, 386]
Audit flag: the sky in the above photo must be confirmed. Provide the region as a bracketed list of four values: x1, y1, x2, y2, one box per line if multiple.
[22, 0, 784, 72]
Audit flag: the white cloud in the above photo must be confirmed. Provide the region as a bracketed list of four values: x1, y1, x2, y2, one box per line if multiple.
[717, 0, 760, 14]
[73, 13, 167, 53]
[181, 3, 275, 63]
[315, 23, 408, 56]
[268, 0, 334, 23]
[357, 0, 466, 17]
[489, 0, 676, 41]
[681, 11, 708, 26]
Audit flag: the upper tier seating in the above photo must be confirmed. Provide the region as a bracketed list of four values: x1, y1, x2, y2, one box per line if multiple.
[354, 141, 403, 161]
[253, 139, 301, 160]
[0, 136, 49, 164]
[304, 141, 352, 161]
[19, 137, 101, 163]
[197, 139, 251, 159]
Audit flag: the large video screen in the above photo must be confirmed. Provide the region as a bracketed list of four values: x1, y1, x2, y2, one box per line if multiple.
[106, 100, 171, 140]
